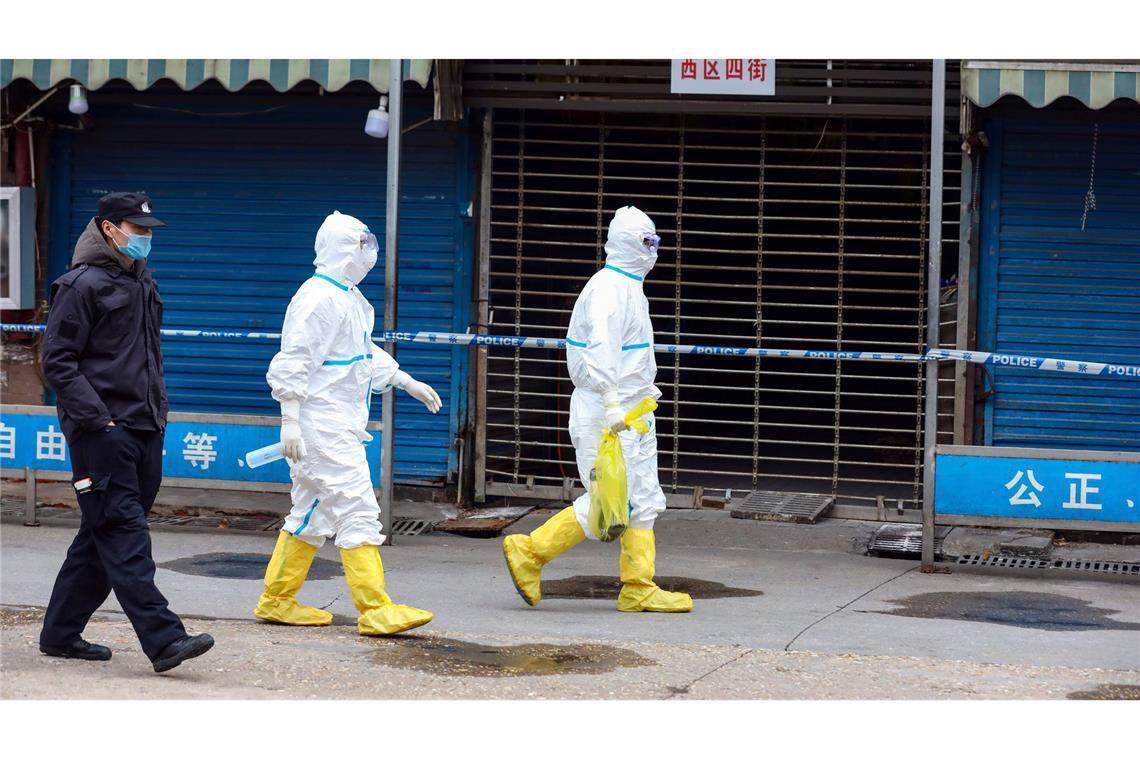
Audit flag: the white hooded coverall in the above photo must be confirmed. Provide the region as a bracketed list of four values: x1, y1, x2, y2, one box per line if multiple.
[565, 206, 666, 538]
[266, 212, 400, 549]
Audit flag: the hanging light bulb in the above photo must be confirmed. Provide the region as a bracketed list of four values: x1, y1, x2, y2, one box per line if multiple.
[68, 84, 89, 115]
[364, 95, 389, 139]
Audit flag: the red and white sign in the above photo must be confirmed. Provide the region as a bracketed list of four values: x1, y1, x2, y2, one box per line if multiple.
[670, 59, 775, 96]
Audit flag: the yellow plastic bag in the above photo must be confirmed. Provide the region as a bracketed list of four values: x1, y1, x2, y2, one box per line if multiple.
[587, 398, 658, 542]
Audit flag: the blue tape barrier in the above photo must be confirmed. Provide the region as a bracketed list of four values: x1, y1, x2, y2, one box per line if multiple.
[927, 349, 1140, 380]
[3, 324, 1139, 379]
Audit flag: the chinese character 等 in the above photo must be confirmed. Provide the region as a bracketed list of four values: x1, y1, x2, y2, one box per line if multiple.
[1005, 469, 1044, 507]
[183, 432, 219, 470]
[680, 59, 697, 80]
[1062, 473, 1102, 511]
[37, 425, 67, 461]
[0, 422, 15, 459]
[703, 60, 720, 80]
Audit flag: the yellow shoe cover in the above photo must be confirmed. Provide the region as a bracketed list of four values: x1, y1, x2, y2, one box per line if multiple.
[254, 531, 333, 626]
[357, 604, 434, 636]
[341, 545, 433, 636]
[502, 506, 585, 607]
[617, 528, 693, 613]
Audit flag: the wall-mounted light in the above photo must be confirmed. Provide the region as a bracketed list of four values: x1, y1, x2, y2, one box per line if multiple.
[68, 84, 88, 115]
[364, 95, 389, 139]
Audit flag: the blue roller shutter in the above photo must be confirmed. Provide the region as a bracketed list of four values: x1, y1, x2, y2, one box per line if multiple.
[979, 117, 1140, 451]
[56, 94, 473, 482]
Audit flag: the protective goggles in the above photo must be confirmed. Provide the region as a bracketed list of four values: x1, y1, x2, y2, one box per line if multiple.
[643, 233, 661, 254]
[361, 229, 379, 256]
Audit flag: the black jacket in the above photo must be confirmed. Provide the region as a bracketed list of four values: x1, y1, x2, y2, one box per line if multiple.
[41, 218, 168, 442]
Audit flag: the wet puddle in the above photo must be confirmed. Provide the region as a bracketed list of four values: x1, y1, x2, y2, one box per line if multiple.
[543, 575, 762, 600]
[1067, 684, 1140, 700]
[879, 592, 1140, 632]
[160, 552, 342, 580]
[366, 635, 655, 677]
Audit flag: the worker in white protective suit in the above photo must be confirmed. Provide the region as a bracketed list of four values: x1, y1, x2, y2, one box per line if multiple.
[254, 211, 442, 636]
[503, 206, 693, 613]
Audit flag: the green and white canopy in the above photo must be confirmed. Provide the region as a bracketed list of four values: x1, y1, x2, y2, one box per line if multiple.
[0, 59, 432, 93]
[962, 60, 1140, 109]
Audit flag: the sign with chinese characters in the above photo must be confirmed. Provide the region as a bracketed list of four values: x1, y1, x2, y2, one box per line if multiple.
[0, 406, 383, 487]
[935, 446, 1139, 525]
[671, 59, 775, 96]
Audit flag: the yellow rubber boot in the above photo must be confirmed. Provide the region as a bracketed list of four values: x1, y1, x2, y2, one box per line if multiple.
[340, 545, 433, 636]
[502, 506, 586, 606]
[254, 531, 334, 626]
[617, 528, 693, 613]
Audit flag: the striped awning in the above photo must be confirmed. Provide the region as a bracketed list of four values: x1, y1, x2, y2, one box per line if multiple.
[963, 60, 1140, 109]
[0, 59, 433, 93]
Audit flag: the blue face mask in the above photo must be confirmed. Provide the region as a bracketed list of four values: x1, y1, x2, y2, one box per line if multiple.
[111, 224, 152, 260]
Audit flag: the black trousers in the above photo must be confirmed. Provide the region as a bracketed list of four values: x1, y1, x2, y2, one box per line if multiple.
[40, 425, 185, 661]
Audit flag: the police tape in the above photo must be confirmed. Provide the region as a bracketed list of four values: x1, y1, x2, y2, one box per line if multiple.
[378, 330, 931, 364]
[3, 323, 1139, 379]
[926, 349, 1140, 379]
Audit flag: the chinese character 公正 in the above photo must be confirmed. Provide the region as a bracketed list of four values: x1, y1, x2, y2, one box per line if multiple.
[1004, 469, 1044, 507]
[1062, 473, 1102, 511]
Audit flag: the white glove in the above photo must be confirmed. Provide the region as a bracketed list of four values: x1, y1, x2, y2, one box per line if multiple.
[279, 399, 307, 462]
[603, 390, 627, 433]
[393, 370, 442, 414]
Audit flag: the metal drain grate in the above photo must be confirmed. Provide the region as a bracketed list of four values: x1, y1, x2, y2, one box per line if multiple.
[956, 555, 1050, 570]
[223, 516, 285, 531]
[957, 554, 1140, 577]
[148, 515, 282, 531]
[867, 524, 951, 558]
[389, 518, 435, 536]
[148, 516, 196, 527]
[730, 490, 834, 524]
[5, 502, 428, 536]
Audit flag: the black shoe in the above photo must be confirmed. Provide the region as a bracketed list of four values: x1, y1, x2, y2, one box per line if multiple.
[152, 633, 214, 673]
[40, 638, 113, 661]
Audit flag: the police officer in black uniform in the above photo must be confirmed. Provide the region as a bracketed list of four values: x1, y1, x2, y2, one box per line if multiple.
[39, 192, 214, 673]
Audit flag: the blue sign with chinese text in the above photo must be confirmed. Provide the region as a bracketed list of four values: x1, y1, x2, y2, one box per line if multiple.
[0, 407, 382, 487]
[935, 448, 1139, 524]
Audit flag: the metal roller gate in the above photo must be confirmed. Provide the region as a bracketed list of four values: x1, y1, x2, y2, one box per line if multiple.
[477, 105, 960, 515]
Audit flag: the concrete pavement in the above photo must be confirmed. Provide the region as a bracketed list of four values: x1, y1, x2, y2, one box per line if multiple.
[2, 509, 1138, 697]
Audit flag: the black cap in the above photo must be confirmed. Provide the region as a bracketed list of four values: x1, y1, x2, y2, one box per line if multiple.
[98, 192, 166, 228]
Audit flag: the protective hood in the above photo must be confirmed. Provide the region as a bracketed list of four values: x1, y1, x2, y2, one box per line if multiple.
[603, 205, 657, 279]
[72, 218, 147, 277]
[313, 211, 378, 287]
